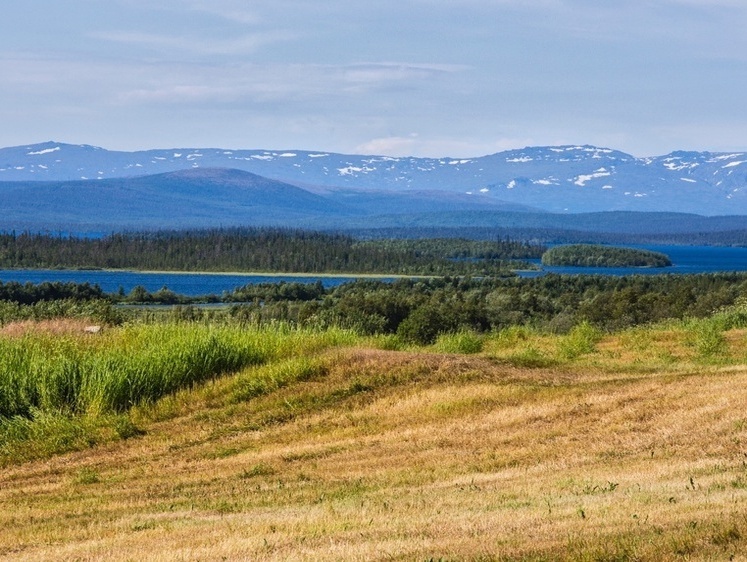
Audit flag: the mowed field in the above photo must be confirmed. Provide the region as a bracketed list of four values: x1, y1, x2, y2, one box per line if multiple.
[0, 320, 746, 561]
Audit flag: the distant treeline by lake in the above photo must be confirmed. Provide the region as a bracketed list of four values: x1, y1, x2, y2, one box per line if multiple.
[0, 228, 541, 276]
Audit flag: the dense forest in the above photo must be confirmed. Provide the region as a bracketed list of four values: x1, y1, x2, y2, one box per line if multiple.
[0, 229, 540, 276]
[345, 226, 747, 246]
[541, 244, 672, 268]
[355, 237, 544, 260]
[266, 273, 747, 342]
[4, 272, 742, 346]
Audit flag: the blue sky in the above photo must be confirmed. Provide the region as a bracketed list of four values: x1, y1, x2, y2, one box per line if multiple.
[1, 0, 746, 157]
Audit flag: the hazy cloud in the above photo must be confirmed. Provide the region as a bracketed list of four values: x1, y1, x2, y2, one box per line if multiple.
[90, 29, 295, 57]
[1, 0, 745, 156]
[355, 135, 537, 159]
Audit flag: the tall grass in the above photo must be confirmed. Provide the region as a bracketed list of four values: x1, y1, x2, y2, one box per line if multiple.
[0, 323, 357, 419]
[433, 329, 484, 354]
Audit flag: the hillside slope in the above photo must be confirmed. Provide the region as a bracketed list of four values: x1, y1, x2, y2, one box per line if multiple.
[1, 327, 746, 561]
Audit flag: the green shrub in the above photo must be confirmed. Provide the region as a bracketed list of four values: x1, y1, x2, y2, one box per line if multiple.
[685, 319, 727, 359]
[558, 321, 602, 360]
[397, 305, 451, 345]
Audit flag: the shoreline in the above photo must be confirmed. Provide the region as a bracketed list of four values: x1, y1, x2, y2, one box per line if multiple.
[121, 269, 423, 279]
[0, 266, 427, 279]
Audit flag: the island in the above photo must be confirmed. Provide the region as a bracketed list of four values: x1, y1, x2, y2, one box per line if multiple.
[541, 244, 673, 268]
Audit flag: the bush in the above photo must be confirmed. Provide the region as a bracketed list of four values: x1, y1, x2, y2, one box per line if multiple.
[396, 305, 448, 345]
[558, 321, 602, 360]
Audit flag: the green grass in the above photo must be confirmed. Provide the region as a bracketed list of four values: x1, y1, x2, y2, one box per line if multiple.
[433, 329, 484, 354]
[0, 323, 359, 419]
[0, 322, 358, 465]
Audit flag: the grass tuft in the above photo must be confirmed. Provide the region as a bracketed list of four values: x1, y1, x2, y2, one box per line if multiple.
[433, 330, 484, 354]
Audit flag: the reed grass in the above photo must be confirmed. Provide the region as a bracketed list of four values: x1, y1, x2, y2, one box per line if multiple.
[433, 329, 484, 354]
[0, 322, 359, 464]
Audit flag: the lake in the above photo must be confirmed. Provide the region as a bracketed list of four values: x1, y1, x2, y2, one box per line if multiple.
[0, 270, 376, 297]
[1, 245, 747, 295]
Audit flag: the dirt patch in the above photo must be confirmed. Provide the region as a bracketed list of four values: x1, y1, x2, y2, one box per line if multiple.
[0, 319, 102, 338]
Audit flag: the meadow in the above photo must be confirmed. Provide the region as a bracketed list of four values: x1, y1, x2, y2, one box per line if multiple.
[0, 305, 746, 560]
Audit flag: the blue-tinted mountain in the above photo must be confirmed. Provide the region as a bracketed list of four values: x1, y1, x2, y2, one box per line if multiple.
[2, 142, 747, 215]
[0, 167, 533, 232]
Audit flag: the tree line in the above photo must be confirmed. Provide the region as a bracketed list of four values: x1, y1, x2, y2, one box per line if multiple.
[160, 272, 747, 344]
[290, 273, 747, 342]
[0, 229, 540, 276]
[344, 226, 747, 246]
[1, 271, 746, 343]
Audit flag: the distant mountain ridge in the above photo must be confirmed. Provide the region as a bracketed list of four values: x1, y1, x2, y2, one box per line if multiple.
[2, 141, 746, 215]
[0, 168, 532, 232]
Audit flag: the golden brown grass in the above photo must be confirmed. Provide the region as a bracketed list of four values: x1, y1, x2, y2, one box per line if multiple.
[1, 326, 747, 561]
[0, 318, 101, 338]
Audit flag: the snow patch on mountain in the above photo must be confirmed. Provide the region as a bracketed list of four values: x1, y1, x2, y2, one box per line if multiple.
[27, 147, 61, 156]
[708, 153, 745, 162]
[573, 169, 611, 186]
[338, 165, 375, 176]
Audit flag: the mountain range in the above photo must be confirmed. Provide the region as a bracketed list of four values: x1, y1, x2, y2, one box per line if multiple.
[1, 141, 746, 236]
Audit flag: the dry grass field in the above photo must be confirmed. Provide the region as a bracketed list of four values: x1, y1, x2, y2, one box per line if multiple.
[0, 321, 746, 561]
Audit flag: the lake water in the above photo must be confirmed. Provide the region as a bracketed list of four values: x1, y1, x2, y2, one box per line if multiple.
[0, 270, 372, 297]
[1, 245, 747, 295]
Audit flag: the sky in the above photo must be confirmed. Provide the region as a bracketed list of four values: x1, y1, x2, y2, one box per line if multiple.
[1, 0, 746, 158]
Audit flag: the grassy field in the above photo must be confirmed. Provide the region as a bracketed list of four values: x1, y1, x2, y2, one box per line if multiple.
[0, 316, 746, 561]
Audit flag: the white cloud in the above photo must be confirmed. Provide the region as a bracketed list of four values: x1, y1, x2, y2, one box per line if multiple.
[342, 63, 465, 84]
[118, 85, 239, 104]
[355, 135, 535, 158]
[109, 60, 467, 107]
[115, 0, 262, 23]
[184, 2, 263, 25]
[90, 29, 294, 56]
